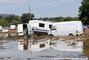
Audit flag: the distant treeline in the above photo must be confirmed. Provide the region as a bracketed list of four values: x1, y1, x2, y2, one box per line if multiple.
[0, 13, 34, 27]
[0, 13, 79, 27]
[34, 17, 78, 22]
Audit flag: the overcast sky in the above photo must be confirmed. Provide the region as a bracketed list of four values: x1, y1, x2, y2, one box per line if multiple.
[0, 0, 82, 18]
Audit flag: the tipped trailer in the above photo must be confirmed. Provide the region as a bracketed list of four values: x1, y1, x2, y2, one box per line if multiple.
[50, 21, 84, 36]
[29, 20, 53, 36]
[17, 24, 33, 37]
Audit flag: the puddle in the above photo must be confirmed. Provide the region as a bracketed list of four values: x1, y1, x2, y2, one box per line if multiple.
[0, 37, 88, 60]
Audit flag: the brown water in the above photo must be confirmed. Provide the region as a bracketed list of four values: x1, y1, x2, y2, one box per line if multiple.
[0, 37, 88, 60]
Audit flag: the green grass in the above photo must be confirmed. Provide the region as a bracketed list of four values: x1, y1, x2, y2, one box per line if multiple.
[83, 36, 89, 58]
[0, 36, 4, 40]
[83, 49, 89, 57]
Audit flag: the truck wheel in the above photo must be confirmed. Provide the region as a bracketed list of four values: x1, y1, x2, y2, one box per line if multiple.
[76, 34, 78, 36]
[49, 34, 53, 36]
[69, 34, 74, 36]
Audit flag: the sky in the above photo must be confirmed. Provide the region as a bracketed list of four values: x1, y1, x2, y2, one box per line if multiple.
[0, 0, 82, 18]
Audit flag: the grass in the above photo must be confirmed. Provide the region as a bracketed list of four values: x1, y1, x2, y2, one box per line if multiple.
[34, 35, 60, 41]
[0, 36, 4, 40]
[83, 49, 89, 57]
[83, 36, 89, 58]
[83, 28, 89, 58]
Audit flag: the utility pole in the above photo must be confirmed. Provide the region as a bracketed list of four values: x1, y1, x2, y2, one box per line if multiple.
[27, 0, 31, 21]
[29, 5, 31, 21]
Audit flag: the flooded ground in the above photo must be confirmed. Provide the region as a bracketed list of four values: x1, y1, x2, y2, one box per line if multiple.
[0, 36, 88, 60]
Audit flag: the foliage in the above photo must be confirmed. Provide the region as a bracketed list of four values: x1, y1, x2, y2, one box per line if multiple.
[35, 17, 78, 22]
[0, 16, 2, 25]
[21, 13, 34, 23]
[79, 0, 89, 25]
[0, 15, 21, 27]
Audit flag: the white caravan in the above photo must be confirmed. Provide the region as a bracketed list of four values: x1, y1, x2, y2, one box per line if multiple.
[50, 21, 83, 36]
[10, 25, 16, 30]
[0, 26, 2, 30]
[29, 20, 53, 34]
[17, 24, 33, 36]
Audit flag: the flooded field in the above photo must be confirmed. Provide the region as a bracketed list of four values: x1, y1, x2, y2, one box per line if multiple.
[0, 35, 88, 60]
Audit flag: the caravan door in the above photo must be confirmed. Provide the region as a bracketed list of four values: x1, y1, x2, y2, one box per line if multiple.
[17, 24, 24, 36]
[27, 24, 33, 36]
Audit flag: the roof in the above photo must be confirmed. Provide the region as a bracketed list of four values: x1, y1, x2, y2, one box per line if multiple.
[54, 21, 82, 24]
[29, 20, 54, 24]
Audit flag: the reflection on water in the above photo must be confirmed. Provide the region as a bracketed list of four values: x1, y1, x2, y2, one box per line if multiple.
[18, 37, 83, 52]
[18, 38, 28, 50]
[18, 37, 54, 51]
[0, 36, 88, 60]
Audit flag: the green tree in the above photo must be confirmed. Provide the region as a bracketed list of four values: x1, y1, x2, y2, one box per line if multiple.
[21, 13, 34, 23]
[79, 0, 89, 25]
[62, 17, 73, 21]
[5, 15, 20, 26]
[0, 16, 2, 25]
[1, 17, 8, 27]
[72, 17, 78, 21]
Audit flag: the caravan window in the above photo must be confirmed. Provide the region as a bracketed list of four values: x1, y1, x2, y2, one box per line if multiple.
[39, 23, 45, 27]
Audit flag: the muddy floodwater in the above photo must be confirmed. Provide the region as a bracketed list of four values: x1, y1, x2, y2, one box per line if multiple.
[0, 36, 88, 60]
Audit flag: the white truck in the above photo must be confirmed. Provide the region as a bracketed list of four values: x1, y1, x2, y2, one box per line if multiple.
[17, 24, 33, 36]
[29, 20, 53, 35]
[50, 21, 84, 36]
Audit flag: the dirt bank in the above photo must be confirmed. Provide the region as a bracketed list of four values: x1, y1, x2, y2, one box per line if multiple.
[83, 28, 89, 57]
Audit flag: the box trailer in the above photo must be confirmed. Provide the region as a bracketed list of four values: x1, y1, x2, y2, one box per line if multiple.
[50, 21, 83, 36]
[17, 24, 33, 36]
[29, 20, 53, 35]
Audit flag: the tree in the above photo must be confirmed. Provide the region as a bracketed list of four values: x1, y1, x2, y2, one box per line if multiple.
[62, 17, 73, 21]
[5, 15, 21, 26]
[79, 0, 89, 25]
[21, 13, 34, 23]
[1, 17, 8, 27]
[0, 16, 2, 25]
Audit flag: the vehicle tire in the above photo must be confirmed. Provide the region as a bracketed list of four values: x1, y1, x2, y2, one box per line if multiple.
[76, 34, 78, 36]
[49, 34, 53, 36]
[69, 34, 74, 36]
